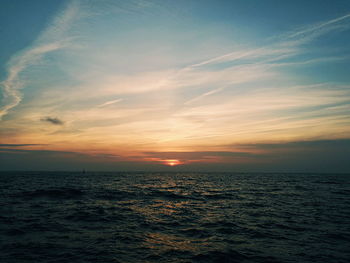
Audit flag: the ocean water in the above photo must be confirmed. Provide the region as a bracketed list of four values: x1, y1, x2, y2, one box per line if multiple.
[1, 172, 349, 263]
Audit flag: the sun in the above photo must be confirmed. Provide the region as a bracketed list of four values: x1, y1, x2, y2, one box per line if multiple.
[164, 159, 182, 166]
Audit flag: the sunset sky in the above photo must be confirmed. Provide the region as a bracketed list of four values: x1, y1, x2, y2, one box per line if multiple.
[1, 0, 350, 172]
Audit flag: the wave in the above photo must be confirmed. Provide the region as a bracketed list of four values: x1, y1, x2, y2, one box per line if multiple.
[1, 171, 349, 263]
[15, 187, 85, 199]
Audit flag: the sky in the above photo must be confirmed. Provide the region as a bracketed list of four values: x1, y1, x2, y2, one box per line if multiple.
[1, 0, 350, 172]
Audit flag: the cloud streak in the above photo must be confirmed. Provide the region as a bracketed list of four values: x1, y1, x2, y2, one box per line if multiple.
[181, 12, 350, 72]
[286, 12, 350, 40]
[0, 144, 47, 147]
[97, 98, 123, 108]
[0, 0, 80, 120]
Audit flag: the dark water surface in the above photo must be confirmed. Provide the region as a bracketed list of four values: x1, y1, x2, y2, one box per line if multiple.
[1, 172, 349, 262]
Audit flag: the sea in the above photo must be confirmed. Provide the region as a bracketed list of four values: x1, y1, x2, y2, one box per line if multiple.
[1, 171, 349, 263]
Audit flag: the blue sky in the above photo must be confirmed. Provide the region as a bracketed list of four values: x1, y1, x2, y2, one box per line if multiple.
[1, 0, 350, 171]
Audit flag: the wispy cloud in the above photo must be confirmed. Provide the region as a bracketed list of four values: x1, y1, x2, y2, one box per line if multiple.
[181, 12, 350, 71]
[0, 0, 80, 120]
[169, 12, 350, 114]
[285, 12, 350, 40]
[97, 98, 123, 108]
[184, 87, 225, 105]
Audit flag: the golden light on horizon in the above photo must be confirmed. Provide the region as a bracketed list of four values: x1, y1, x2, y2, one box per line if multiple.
[164, 159, 182, 166]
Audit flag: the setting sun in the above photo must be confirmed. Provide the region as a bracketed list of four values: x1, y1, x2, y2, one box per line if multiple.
[164, 159, 182, 166]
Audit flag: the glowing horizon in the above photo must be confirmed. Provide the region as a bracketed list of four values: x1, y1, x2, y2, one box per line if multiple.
[1, 0, 350, 172]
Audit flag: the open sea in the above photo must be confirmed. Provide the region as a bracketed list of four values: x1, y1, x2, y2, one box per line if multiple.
[0, 171, 349, 263]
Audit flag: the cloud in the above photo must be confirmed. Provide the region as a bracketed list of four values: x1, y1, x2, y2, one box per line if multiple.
[0, 144, 46, 147]
[136, 12, 350, 108]
[234, 139, 350, 152]
[285, 12, 350, 40]
[97, 98, 123, 108]
[0, 147, 161, 171]
[0, 0, 80, 120]
[139, 138, 350, 172]
[1, 138, 348, 172]
[41, 117, 64, 125]
[184, 87, 225, 105]
[180, 12, 350, 72]
[141, 150, 257, 164]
